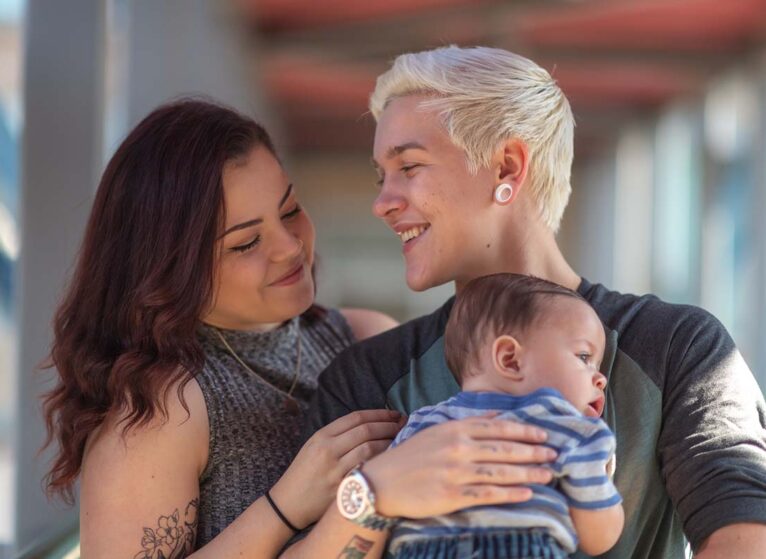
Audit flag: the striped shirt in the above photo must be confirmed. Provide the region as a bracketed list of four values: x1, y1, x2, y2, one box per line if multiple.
[387, 388, 622, 554]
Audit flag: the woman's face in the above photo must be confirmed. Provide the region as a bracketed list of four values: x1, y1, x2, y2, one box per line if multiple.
[372, 95, 499, 292]
[203, 146, 316, 331]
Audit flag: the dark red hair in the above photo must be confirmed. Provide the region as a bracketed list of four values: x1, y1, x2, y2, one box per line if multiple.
[42, 99, 281, 502]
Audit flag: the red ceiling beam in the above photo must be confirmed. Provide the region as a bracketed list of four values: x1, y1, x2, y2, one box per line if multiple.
[262, 56, 378, 114]
[262, 55, 700, 115]
[240, 0, 488, 31]
[550, 63, 700, 107]
[518, 0, 766, 51]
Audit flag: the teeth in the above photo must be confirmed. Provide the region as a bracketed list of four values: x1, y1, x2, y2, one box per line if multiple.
[398, 225, 429, 243]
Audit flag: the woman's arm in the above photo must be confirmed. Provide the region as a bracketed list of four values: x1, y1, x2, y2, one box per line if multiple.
[80, 379, 213, 558]
[81, 379, 403, 559]
[284, 414, 556, 558]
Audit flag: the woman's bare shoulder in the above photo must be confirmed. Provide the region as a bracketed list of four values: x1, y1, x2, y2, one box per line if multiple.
[83, 375, 209, 482]
[339, 308, 399, 341]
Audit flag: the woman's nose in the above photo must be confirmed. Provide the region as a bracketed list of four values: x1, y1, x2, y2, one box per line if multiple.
[270, 225, 303, 262]
[372, 180, 407, 219]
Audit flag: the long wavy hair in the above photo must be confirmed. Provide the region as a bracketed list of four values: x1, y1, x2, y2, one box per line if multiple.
[42, 99, 287, 503]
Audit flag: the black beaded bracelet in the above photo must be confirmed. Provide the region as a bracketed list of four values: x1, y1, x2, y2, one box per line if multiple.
[265, 490, 300, 533]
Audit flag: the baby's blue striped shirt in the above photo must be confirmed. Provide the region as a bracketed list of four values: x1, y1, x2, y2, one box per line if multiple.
[387, 388, 621, 554]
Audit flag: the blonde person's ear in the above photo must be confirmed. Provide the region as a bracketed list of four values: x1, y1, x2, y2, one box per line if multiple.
[492, 138, 530, 199]
[492, 335, 525, 381]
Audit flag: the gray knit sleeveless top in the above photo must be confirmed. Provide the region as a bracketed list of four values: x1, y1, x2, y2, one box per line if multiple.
[194, 308, 355, 548]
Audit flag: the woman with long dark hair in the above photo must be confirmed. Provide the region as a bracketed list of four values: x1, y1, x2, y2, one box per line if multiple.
[44, 98, 553, 558]
[43, 98, 406, 557]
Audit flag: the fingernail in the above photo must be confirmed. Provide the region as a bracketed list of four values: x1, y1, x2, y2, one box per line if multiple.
[545, 449, 557, 460]
[535, 429, 548, 441]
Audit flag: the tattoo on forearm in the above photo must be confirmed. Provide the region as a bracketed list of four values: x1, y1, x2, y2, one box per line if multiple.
[336, 535, 374, 559]
[134, 498, 199, 559]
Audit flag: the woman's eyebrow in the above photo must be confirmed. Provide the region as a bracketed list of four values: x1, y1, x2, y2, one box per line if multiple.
[220, 183, 293, 238]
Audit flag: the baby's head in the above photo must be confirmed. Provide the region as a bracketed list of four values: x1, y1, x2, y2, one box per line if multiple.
[444, 274, 607, 417]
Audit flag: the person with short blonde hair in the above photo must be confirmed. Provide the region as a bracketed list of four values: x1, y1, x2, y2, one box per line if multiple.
[304, 45, 766, 559]
[369, 45, 574, 232]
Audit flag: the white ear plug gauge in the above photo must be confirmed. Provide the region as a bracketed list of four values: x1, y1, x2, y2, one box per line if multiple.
[494, 183, 514, 204]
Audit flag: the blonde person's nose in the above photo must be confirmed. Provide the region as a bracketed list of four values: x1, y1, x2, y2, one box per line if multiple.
[372, 181, 407, 219]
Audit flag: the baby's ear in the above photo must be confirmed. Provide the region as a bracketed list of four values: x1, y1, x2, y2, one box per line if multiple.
[492, 335, 525, 381]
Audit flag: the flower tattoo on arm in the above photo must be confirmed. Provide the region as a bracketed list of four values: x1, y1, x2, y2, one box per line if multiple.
[134, 498, 199, 559]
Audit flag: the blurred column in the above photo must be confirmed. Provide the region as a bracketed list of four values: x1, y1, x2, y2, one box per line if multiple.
[754, 49, 766, 388]
[121, 0, 271, 131]
[563, 147, 618, 285]
[15, 0, 106, 553]
[612, 124, 654, 295]
[652, 102, 703, 305]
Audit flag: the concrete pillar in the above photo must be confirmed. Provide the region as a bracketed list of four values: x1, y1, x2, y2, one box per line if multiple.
[14, 0, 106, 553]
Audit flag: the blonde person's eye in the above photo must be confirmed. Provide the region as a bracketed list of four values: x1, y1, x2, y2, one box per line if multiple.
[402, 164, 420, 175]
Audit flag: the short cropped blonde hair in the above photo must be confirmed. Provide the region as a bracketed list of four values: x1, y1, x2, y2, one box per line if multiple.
[370, 46, 575, 232]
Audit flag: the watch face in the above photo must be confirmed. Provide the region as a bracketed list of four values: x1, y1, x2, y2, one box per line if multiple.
[338, 476, 366, 519]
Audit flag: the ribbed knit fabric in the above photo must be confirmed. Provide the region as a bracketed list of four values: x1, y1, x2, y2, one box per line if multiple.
[193, 309, 355, 548]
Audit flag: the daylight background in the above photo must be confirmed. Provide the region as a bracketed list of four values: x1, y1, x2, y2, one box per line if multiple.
[1, 0, 766, 556]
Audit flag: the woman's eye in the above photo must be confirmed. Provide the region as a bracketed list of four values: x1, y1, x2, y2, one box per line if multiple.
[231, 236, 260, 253]
[281, 205, 302, 220]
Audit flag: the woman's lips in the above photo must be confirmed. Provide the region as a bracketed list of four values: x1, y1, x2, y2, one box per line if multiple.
[270, 262, 304, 287]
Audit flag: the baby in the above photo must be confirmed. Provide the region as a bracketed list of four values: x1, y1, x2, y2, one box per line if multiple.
[386, 273, 624, 559]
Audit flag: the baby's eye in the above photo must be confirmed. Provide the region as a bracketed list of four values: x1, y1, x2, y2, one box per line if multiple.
[577, 353, 591, 363]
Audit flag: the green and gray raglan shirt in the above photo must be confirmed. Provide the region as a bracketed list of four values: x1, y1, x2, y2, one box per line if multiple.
[305, 278, 766, 558]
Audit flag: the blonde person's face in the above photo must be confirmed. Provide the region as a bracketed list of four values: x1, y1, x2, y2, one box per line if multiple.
[372, 95, 498, 291]
[517, 298, 608, 417]
[203, 146, 316, 330]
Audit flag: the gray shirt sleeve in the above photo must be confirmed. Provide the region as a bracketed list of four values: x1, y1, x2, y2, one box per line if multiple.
[654, 306, 766, 550]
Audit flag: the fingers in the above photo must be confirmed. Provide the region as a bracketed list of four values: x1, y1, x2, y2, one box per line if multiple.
[322, 409, 403, 437]
[339, 439, 392, 472]
[458, 463, 553, 485]
[469, 440, 557, 464]
[451, 484, 535, 510]
[455, 416, 549, 444]
[333, 420, 402, 455]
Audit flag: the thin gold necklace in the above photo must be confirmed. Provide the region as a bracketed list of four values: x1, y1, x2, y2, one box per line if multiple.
[214, 323, 302, 416]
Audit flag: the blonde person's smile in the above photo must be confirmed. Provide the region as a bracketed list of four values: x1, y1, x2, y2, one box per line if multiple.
[394, 223, 431, 253]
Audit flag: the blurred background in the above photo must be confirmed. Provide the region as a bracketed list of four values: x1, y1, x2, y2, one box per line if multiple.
[1, 0, 766, 556]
